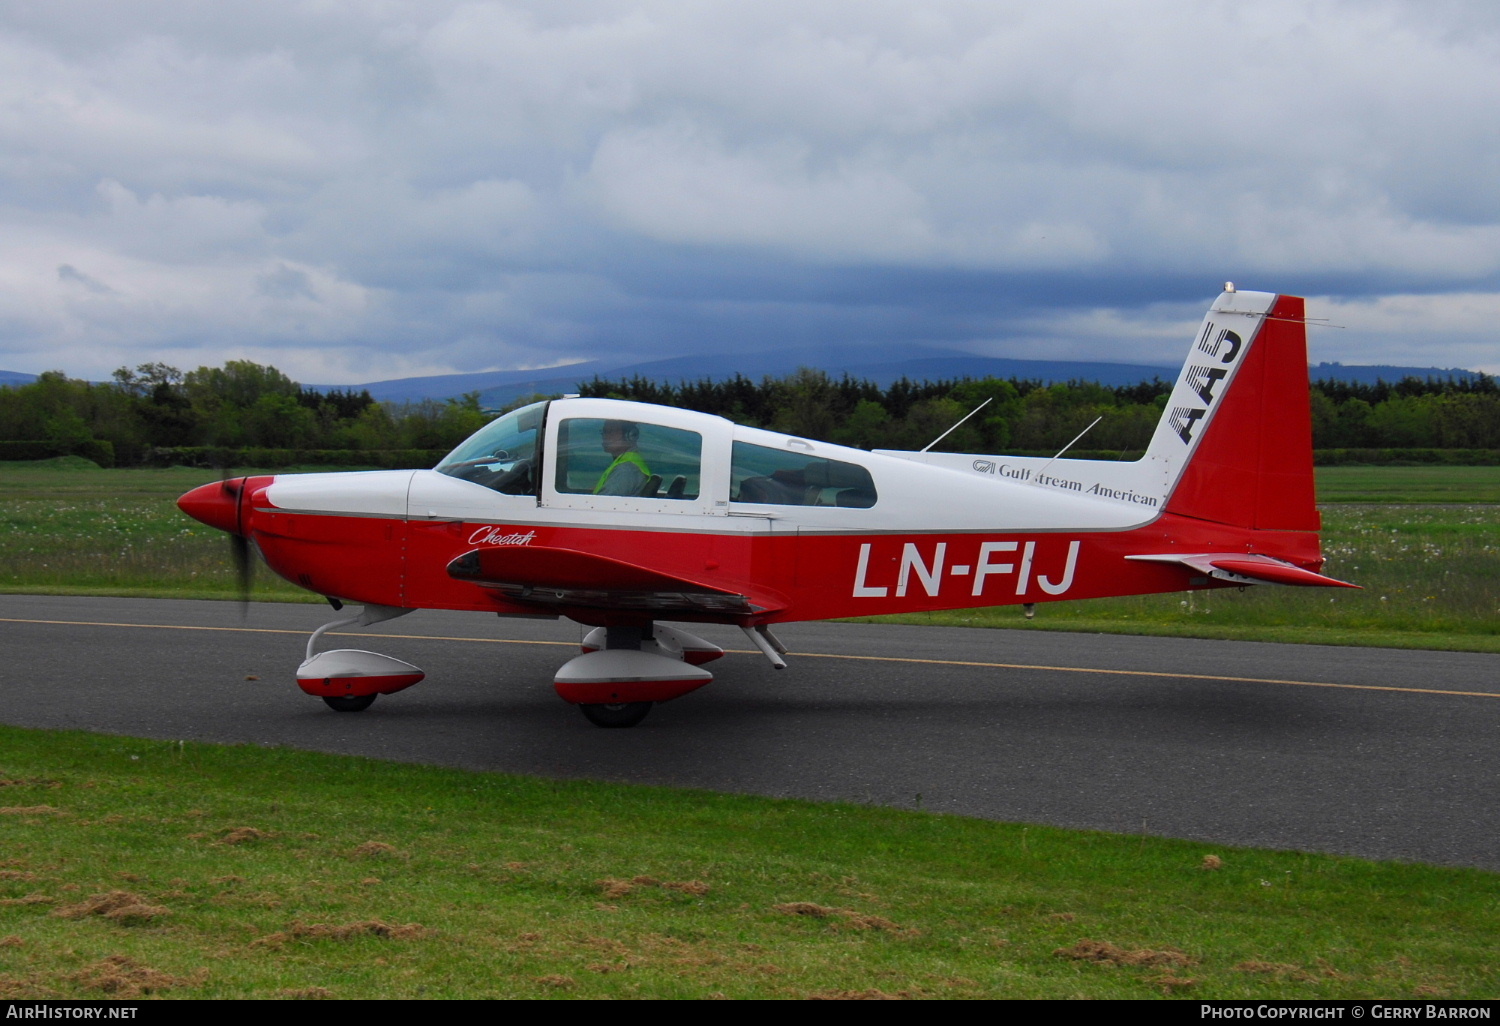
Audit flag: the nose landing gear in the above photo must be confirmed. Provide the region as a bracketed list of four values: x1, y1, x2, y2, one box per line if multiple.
[296, 604, 424, 712]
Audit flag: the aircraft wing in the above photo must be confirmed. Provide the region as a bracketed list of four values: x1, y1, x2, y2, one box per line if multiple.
[446, 545, 786, 615]
[1125, 553, 1359, 589]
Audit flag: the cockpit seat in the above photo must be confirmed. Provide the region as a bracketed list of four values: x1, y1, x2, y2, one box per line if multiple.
[738, 475, 804, 505]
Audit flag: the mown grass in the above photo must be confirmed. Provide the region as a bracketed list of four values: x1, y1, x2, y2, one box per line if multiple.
[0, 460, 322, 602]
[3, 461, 1499, 647]
[1315, 465, 1500, 503]
[1, 725, 1495, 1000]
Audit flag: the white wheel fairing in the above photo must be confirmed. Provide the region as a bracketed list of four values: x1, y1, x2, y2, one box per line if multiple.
[553, 650, 712, 705]
[296, 648, 425, 699]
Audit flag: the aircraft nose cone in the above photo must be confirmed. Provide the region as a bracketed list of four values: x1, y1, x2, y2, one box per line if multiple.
[177, 479, 243, 535]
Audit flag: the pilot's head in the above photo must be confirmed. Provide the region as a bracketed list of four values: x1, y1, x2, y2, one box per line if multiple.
[601, 420, 640, 456]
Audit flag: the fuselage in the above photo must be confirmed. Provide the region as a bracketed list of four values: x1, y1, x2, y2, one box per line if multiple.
[178, 395, 1326, 627]
[175, 289, 1348, 727]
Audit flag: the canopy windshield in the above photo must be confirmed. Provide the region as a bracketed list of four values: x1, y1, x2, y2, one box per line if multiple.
[434, 400, 547, 494]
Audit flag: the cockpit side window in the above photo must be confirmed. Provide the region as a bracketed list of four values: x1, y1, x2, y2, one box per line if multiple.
[555, 418, 703, 499]
[730, 441, 877, 508]
[434, 400, 546, 495]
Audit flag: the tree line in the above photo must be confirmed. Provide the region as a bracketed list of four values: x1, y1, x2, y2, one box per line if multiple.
[581, 369, 1500, 453]
[2, 359, 1497, 467]
[0, 361, 490, 465]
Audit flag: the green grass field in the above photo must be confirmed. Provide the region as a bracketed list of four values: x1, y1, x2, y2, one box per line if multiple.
[2, 726, 1495, 1000]
[1314, 466, 1500, 503]
[0, 460, 321, 602]
[3, 461, 1500, 998]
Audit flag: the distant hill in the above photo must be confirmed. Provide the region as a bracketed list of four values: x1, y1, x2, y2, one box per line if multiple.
[313, 347, 1182, 410]
[306, 359, 632, 404]
[1309, 362, 1485, 386]
[312, 349, 1487, 410]
[4, 355, 1464, 406]
[584, 348, 1180, 390]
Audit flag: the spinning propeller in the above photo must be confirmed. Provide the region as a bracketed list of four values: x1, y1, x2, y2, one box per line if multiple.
[178, 472, 259, 608]
[220, 472, 254, 606]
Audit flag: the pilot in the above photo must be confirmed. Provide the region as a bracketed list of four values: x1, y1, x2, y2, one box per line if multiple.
[593, 420, 652, 495]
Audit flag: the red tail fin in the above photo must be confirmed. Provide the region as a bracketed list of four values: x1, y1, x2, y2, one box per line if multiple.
[1164, 295, 1318, 531]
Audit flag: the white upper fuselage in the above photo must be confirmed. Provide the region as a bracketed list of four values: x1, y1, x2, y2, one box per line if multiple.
[264, 399, 1157, 537]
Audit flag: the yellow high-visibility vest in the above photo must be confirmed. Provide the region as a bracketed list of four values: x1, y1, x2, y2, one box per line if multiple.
[593, 451, 651, 494]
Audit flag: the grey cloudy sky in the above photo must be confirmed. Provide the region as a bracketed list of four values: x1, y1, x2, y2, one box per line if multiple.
[3, 0, 1498, 383]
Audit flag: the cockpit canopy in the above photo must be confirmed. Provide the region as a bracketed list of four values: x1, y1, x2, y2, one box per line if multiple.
[434, 397, 877, 508]
[435, 400, 546, 495]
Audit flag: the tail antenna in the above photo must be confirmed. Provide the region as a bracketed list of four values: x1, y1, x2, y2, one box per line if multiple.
[1035, 415, 1102, 476]
[919, 398, 993, 453]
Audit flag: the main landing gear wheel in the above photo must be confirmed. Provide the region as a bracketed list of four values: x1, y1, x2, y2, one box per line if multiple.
[323, 694, 377, 712]
[578, 702, 653, 728]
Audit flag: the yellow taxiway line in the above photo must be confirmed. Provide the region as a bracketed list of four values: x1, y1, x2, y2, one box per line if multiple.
[3, 616, 1497, 701]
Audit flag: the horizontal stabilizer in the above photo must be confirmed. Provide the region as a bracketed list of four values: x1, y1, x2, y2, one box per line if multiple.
[1126, 553, 1359, 589]
[447, 545, 784, 614]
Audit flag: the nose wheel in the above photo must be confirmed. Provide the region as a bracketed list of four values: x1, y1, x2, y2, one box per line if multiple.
[297, 605, 423, 712]
[323, 694, 377, 713]
[578, 702, 653, 728]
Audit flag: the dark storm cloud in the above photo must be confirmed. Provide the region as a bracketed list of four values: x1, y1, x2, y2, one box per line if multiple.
[1, 1, 1498, 381]
[57, 264, 114, 294]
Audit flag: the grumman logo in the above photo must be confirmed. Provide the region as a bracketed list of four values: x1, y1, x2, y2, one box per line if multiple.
[852, 539, 1080, 599]
[468, 527, 537, 546]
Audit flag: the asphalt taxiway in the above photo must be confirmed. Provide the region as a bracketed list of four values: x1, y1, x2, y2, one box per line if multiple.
[3, 594, 1497, 869]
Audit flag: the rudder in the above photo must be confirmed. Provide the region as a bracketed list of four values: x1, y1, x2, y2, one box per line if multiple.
[1162, 294, 1318, 531]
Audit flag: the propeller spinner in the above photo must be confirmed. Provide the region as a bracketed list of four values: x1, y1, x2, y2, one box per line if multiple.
[178, 475, 261, 604]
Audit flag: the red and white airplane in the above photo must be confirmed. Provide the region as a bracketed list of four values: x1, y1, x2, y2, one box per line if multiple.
[178, 286, 1354, 727]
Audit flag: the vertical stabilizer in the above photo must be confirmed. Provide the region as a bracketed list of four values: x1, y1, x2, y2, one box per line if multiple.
[1160, 293, 1318, 531]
